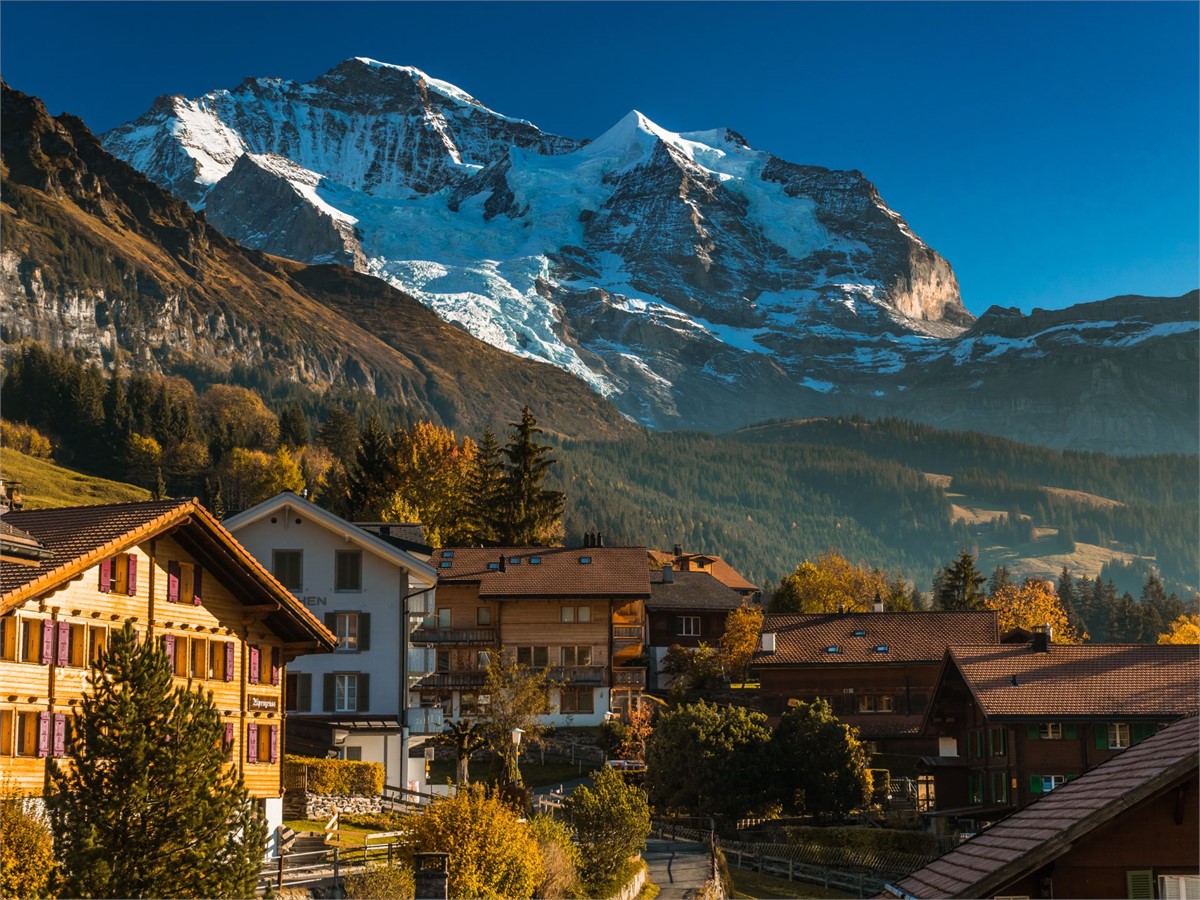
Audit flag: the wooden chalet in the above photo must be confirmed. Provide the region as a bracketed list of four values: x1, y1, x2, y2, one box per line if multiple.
[647, 568, 745, 689]
[648, 545, 761, 602]
[918, 632, 1199, 832]
[884, 715, 1199, 899]
[0, 499, 335, 844]
[416, 546, 650, 724]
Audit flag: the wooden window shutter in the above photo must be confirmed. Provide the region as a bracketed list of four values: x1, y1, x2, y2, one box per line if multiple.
[248, 646, 260, 684]
[325, 612, 337, 633]
[271, 647, 280, 686]
[193, 567, 203, 605]
[53, 713, 66, 758]
[125, 554, 137, 595]
[1064, 724, 1078, 740]
[1132, 723, 1155, 744]
[358, 613, 370, 652]
[40, 620, 54, 665]
[56, 621, 70, 665]
[299, 674, 312, 712]
[224, 722, 235, 757]
[167, 562, 180, 603]
[357, 674, 370, 712]
[1095, 726, 1109, 750]
[1029, 774, 1043, 794]
[270, 725, 280, 764]
[225, 643, 235, 682]
[164, 634, 176, 667]
[99, 558, 112, 593]
[1126, 870, 1154, 900]
[1027, 724, 1040, 740]
[323, 674, 335, 712]
[246, 724, 258, 763]
[37, 712, 50, 758]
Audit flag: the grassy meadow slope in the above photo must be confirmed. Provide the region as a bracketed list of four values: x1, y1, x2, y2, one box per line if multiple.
[0, 448, 150, 507]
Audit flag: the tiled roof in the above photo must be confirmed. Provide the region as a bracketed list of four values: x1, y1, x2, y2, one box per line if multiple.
[840, 712, 926, 738]
[0, 517, 50, 561]
[946, 644, 1199, 719]
[648, 570, 746, 611]
[648, 548, 759, 592]
[754, 611, 998, 666]
[1, 499, 334, 648]
[435, 546, 650, 598]
[884, 716, 1200, 899]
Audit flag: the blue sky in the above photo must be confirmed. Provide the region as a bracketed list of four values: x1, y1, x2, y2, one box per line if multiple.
[3, 1, 1196, 316]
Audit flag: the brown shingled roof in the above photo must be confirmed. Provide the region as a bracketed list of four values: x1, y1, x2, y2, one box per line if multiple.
[435, 546, 650, 598]
[944, 644, 1199, 720]
[754, 611, 998, 667]
[648, 548, 759, 592]
[2, 499, 335, 648]
[648, 570, 746, 611]
[884, 716, 1200, 899]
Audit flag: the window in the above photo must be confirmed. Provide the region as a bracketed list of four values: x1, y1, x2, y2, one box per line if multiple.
[561, 606, 575, 623]
[989, 726, 1008, 756]
[990, 770, 1008, 804]
[970, 730, 984, 759]
[436, 650, 451, 673]
[516, 646, 549, 668]
[579, 556, 592, 565]
[561, 646, 593, 666]
[342, 746, 363, 761]
[677, 616, 700, 637]
[560, 605, 592, 623]
[286, 672, 313, 712]
[259, 646, 277, 685]
[88, 626, 107, 664]
[335, 550, 362, 592]
[857, 695, 876, 713]
[20, 620, 43, 663]
[967, 773, 983, 805]
[335, 674, 359, 712]
[1030, 774, 1066, 794]
[336, 613, 359, 651]
[101, 554, 137, 596]
[1039, 722, 1063, 740]
[1107, 723, 1131, 749]
[878, 695, 894, 712]
[476, 607, 492, 626]
[0, 710, 11, 755]
[436, 608, 452, 629]
[272, 550, 303, 591]
[59, 623, 86, 668]
[167, 561, 198, 603]
[15, 712, 40, 757]
[173, 637, 190, 677]
[0, 617, 17, 661]
[210, 641, 230, 681]
[561, 687, 594, 714]
[246, 723, 279, 764]
[191, 637, 209, 679]
[1159, 875, 1200, 900]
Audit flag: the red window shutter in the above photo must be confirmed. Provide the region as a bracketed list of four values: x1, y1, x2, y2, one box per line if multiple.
[53, 713, 66, 758]
[37, 712, 50, 757]
[56, 621, 70, 665]
[270, 725, 280, 763]
[41, 620, 54, 665]
[99, 558, 112, 593]
[225, 643, 235, 682]
[193, 567, 203, 605]
[271, 647, 280, 686]
[125, 554, 137, 595]
[167, 562, 180, 603]
[247, 724, 258, 763]
[164, 634, 176, 667]
[248, 646, 260, 685]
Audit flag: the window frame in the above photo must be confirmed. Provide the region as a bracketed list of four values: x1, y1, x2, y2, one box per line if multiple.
[516, 646, 549, 668]
[561, 687, 595, 715]
[272, 550, 304, 591]
[335, 550, 363, 593]
[335, 612, 360, 652]
[1039, 722, 1063, 740]
[334, 673, 359, 713]
[561, 645, 594, 667]
[677, 615, 701, 637]
[1108, 722, 1130, 749]
[476, 607, 492, 626]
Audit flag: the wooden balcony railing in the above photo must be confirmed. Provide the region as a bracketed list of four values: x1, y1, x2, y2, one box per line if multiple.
[612, 667, 647, 688]
[612, 625, 643, 641]
[549, 665, 606, 685]
[413, 671, 487, 691]
[410, 627, 497, 646]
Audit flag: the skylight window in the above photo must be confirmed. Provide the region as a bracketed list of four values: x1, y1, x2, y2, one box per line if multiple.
[443, 550, 454, 558]
[529, 557, 542, 565]
[438, 561, 452, 569]
[509, 557, 522, 565]
[487, 562, 500, 571]
[579, 556, 592, 565]
[852, 629, 867, 637]
[825, 645, 841, 654]
[874, 645, 889, 653]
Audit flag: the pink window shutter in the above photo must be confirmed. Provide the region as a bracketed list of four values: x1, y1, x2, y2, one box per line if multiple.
[225, 722, 235, 758]
[56, 621, 70, 665]
[193, 567, 203, 605]
[41, 621, 54, 665]
[53, 713, 66, 758]
[125, 554, 137, 595]
[37, 712, 50, 758]
[98, 558, 112, 593]
[247, 724, 258, 763]
[248, 646, 260, 684]
[270, 725, 280, 764]
[271, 647, 280, 686]
[167, 562, 180, 603]
[225, 643, 235, 682]
[164, 634, 175, 667]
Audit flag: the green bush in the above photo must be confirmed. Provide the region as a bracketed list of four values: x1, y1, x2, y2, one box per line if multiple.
[285, 755, 384, 796]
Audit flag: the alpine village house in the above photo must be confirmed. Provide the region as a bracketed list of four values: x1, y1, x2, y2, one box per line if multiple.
[0, 499, 336, 848]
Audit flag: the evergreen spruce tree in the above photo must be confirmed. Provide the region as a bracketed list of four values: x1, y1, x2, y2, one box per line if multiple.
[48, 624, 266, 898]
[279, 404, 310, 448]
[344, 416, 399, 520]
[934, 551, 987, 611]
[496, 407, 565, 546]
[466, 428, 505, 545]
[988, 565, 1012, 598]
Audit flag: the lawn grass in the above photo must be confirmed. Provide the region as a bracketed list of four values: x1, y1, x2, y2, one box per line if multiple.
[728, 869, 854, 899]
[0, 448, 149, 507]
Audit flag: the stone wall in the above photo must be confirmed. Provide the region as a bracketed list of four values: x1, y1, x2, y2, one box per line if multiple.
[282, 791, 383, 820]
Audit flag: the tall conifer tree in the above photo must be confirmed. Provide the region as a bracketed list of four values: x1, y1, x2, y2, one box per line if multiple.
[496, 407, 564, 546]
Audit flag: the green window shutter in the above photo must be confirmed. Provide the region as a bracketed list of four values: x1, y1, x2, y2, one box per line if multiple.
[299, 673, 312, 712]
[1095, 727, 1110, 749]
[358, 613, 370, 652]
[1132, 724, 1155, 744]
[1027, 724, 1040, 740]
[325, 612, 337, 632]
[1126, 869, 1154, 899]
[1029, 774, 1043, 794]
[357, 673, 370, 712]
[323, 673, 335, 712]
[1064, 724, 1078, 740]
[987, 729, 994, 756]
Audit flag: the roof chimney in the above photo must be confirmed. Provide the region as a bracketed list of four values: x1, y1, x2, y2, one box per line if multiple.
[673, 544, 683, 558]
[596, 532, 604, 548]
[662, 565, 673, 584]
[761, 633, 776, 653]
[873, 590, 884, 613]
[838, 603, 846, 615]
[498, 555, 507, 573]
[1031, 623, 1051, 653]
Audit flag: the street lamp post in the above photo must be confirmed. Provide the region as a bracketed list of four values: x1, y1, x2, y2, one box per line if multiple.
[508, 727, 525, 787]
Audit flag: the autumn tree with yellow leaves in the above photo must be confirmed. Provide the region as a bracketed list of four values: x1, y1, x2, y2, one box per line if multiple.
[770, 551, 902, 614]
[1157, 614, 1200, 645]
[985, 578, 1082, 643]
[720, 601, 765, 685]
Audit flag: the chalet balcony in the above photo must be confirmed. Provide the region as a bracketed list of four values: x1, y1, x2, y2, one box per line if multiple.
[612, 666, 647, 688]
[549, 665, 606, 685]
[612, 625, 644, 642]
[414, 671, 487, 691]
[406, 706, 445, 735]
[410, 627, 498, 646]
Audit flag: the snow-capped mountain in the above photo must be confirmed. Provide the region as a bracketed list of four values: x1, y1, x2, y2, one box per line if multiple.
[102, 59, 1198, 444]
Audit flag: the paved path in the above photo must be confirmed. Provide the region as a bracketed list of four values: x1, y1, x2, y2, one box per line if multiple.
[643, 838, 712, 899]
